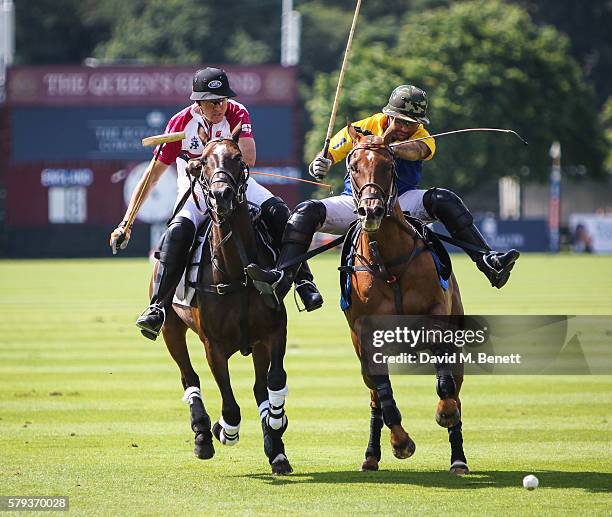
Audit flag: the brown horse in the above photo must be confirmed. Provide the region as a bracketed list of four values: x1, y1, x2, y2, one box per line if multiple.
[343, 124, 469, 475]
[155, 131, 293, 475]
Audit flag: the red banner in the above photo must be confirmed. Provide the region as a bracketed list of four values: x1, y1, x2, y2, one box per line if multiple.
[7, 65, 297, 106]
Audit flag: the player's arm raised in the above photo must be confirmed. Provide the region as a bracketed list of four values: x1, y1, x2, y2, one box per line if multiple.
[109, 160, 169, 254]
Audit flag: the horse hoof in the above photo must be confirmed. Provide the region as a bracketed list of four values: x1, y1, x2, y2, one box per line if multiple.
[360, 456, 379, 471]
[391, 436, 416, 459]
[450, 460, 469, 476]
[271, 454, 293, 475]
[435, 399, 460, 428]
[194, 432, 214, 460]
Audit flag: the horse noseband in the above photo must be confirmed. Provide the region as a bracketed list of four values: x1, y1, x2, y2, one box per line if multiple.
[347, 144, 398, 217]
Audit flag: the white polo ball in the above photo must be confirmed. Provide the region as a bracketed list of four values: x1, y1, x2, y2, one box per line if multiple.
[523, 474, 539, 490]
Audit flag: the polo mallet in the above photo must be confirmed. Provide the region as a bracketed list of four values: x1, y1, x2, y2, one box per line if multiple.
[321, 0, 363, 159]
[389, 128, 529, 149]
[112, 131, 186, 254]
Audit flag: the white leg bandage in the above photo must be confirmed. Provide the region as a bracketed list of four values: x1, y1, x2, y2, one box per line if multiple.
[182, 386, 202, 405]
[267, 386, 288, 430]
[258, 400, 270, 422]
[218, 416, 240, 446]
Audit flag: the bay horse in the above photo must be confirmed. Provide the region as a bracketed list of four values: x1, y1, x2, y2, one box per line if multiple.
[155, 129, 292, 475]
[342, 124, 469, 474]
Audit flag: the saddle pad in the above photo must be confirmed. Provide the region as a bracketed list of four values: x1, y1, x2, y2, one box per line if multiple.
[172, 205, 277, 308]
[404, 214, 452, 281]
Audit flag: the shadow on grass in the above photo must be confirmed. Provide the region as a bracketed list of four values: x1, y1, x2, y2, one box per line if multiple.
[239, 469, 612, 493]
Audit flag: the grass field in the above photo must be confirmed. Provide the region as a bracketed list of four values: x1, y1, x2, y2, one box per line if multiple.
[1, 254, 611, 516]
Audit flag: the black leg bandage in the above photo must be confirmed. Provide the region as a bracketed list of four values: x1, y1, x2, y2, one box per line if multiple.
[448, 421, 467, 463]
[374, 378, 402, 427]
[423, 188, 491, 261]
[366, 404, 384, 461]
[436, 373, 457, 399]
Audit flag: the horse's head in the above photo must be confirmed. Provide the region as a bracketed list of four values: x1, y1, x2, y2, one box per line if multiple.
[347, 122, 397, 234]
[196, 124, 249, 221]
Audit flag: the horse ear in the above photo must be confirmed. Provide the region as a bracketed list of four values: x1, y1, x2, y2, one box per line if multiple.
[231, 122, 243, 143]
[383, 117, 396, 147]
[347, 123, 360, 143]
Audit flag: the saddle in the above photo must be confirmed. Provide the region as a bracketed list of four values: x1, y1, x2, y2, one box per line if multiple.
[339, 214, 452, 310]
[171, 204, 277, 308]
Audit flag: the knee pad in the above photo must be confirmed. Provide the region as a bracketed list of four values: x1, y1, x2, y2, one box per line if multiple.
[423, 188, 473, 233]
[436, 374, 457, 399]
[160, 217, 196, 263]
[284, 200, 326, 243]
[260, 196, 290, 244]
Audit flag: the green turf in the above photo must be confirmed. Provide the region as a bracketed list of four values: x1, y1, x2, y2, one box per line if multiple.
[1, 254, 611, 516]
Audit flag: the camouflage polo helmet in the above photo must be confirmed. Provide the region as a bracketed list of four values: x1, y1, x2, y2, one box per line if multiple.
[382, 85, 429, 125]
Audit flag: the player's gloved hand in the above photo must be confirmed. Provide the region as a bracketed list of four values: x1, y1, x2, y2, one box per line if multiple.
[110, 221, 132, 255]
[308, 155, 332, 180]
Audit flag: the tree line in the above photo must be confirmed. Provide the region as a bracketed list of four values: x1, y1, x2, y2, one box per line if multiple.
[14, 0, 612, 190]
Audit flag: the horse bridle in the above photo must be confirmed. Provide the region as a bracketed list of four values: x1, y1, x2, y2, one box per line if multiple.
[195, 138, 250, 225]
[346, 142, 398, 217]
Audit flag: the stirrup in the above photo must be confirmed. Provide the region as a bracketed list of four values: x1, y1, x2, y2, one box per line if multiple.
[135, 305, 166, 341]
[293, 280, 324, 313]
[246, 264, 284, 295]
[251, 271, 284, 305]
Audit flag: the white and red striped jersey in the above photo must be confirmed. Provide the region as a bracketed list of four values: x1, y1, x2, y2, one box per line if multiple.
[155, 100, 253, 197]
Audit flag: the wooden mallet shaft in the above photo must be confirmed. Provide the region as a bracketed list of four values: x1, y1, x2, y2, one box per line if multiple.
[141, 131, 186, 147]
[322, 0, 362, 158]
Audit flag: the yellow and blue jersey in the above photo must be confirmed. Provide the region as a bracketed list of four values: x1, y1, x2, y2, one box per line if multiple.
[328, 113, 435, 196]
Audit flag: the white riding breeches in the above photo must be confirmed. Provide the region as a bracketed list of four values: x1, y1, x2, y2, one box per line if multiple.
[319, 189, 432, 235]
[174, 176, 274, 228]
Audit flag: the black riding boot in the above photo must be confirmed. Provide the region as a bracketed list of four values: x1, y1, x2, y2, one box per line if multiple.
[423, 188, 520, 289]
[259, 197, 323, 311]
[247, 200, 326, 306]
[136, 217, 196, 340]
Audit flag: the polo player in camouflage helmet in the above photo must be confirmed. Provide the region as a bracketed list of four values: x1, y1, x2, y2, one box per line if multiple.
[245, 84, 520, 302]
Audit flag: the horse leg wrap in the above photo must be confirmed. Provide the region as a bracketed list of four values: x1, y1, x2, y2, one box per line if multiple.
[217, 416, 240, 446]
[182, 386, 202, 405]
[267, 385, 288, 431]
[183, 388, 211, 435]
[448, 421, 467, 464]
[436, 374, 457, 399]
[375, 380, 402, 427]
[366, 405, 384, 461]
[258, 400, 270, 422]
